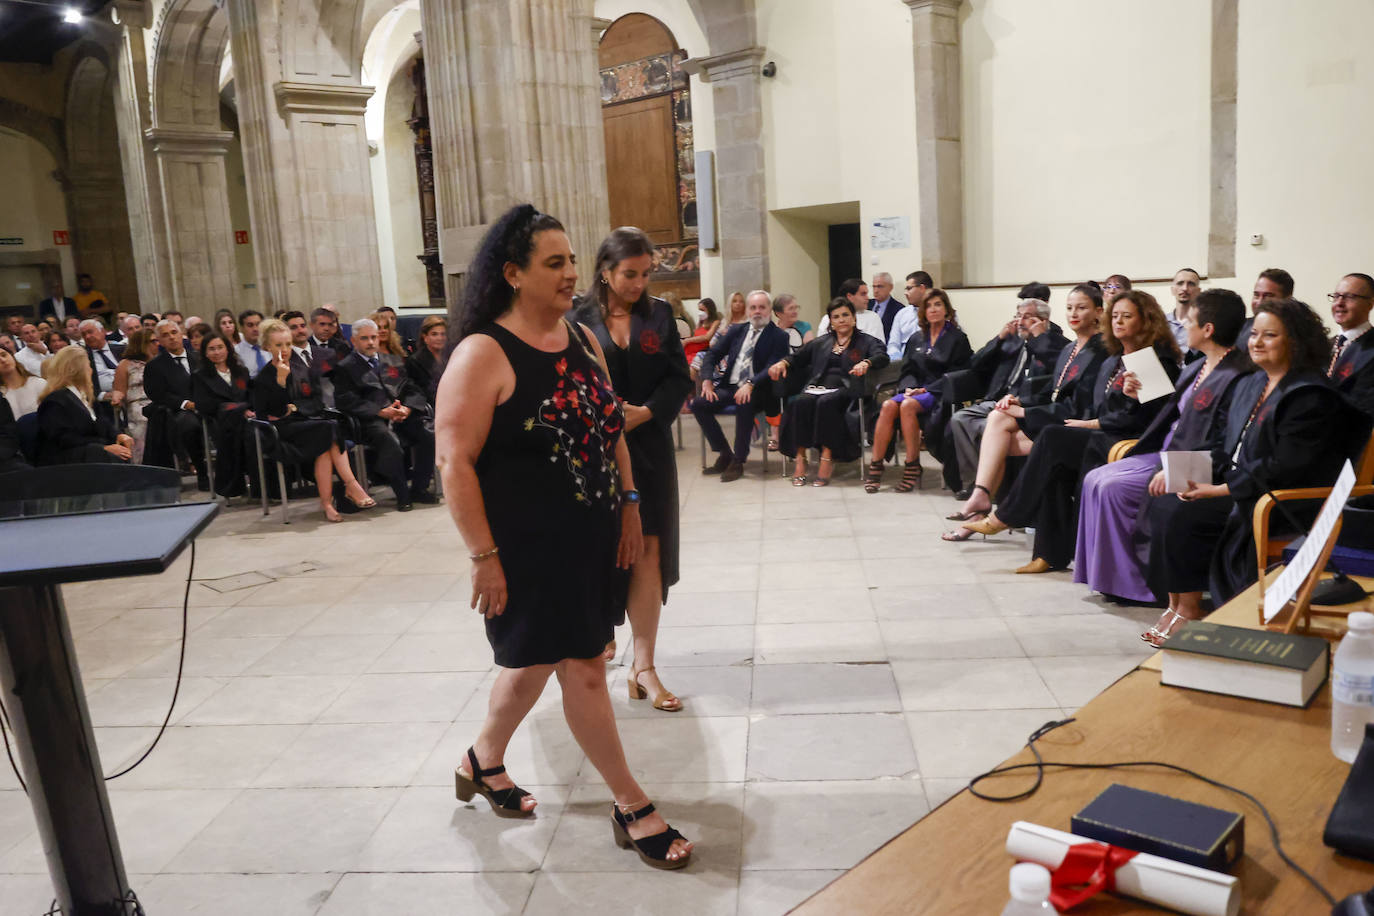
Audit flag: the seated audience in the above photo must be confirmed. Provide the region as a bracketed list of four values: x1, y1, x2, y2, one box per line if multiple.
[771, 296, 889, 486]
[144, 319, 209, 487]
[954, 290, 1184, 570]
[333, 318, 437, 510]
[80, 318, 124, 425]
[251, 318, 375, 521]
[868, 272, 903, 341]
[818, 279, 884, 340]
[370, 309, 408, 358]
[236, 309, 269, 373]
[944, 288, 1099, 531]
[773, 293, 813, 349]
[0, 347, 47, 418]
[663, 291, 694, 341]
[1141, 298, 1369, 645]
[63, 316, 82, 345]
[16, 324, 50, 376]
[140, 313, 159, 330]
[691, 290, 790, 481]
[112, 328, 157, 463]
[213, 309, 242, 350]
[1237, 267, 1295, 346]
[887, 271, 934, 362]
[1328, 272, 1374, 418]
[192, 332, 254, 498]
[0, 398, 28, 473]
[44, 330, 69, 354]
[0, 333, 15, 354]
[309, 306, 351, 360]
[1167, 268, 1200, 353]
[1075, 289, 1251, 604]
[867, 288, 972, 493]
[405, 315, 448, 406]
[943, 287, 1066, 495]
[35, 347, 133, 465]
[684, 297, 721, 371]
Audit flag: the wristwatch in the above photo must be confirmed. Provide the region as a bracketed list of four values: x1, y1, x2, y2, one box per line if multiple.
[623, 489, 641, 505]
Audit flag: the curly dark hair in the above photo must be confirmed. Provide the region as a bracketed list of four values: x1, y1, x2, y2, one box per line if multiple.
[1252, 298, 1331, 374]
[1103, 289, 1182, 363]
[458, 204, 566, 340]
[584, 226, 656, 313]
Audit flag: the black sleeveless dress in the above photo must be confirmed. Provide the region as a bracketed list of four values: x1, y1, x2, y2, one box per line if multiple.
[474, 322, 627, 668]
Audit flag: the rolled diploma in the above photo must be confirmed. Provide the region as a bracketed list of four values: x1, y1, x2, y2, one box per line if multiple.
[1006, 821, 1240, 916]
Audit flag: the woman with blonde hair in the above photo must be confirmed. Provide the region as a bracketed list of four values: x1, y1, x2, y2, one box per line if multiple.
[35, 347, 133, 465]
[370, 310, 407, 357]
[0, 347, 48, 418]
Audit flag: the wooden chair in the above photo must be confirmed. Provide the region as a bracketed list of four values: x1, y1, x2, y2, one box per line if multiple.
[1253, 430, 1374, 631]
[1106, 438, 1138, 463]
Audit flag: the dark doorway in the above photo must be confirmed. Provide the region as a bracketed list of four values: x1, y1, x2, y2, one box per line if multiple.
[827, 223, 861, 297]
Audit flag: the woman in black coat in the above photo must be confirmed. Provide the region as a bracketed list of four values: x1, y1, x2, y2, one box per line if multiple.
[866, 289, 971, 493]
[405, 316, 448, 407]
[771, 297, 890, 486]
[34, 347, 132, 465]
[1140, 298, 1369, 645]
[573, 227, 692, 712]
[192, 332, 254, 498]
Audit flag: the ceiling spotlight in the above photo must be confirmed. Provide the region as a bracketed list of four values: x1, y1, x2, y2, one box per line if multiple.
[63, 8, 83, 23]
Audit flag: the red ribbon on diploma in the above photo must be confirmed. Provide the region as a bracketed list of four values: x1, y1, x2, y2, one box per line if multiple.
[1044, 842, 1140, 911]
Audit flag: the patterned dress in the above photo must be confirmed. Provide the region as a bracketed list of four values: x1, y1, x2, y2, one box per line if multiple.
[474, 321, 627, 667]
[123, 360, 150, 464]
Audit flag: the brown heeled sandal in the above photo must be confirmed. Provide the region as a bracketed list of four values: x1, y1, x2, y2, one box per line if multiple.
[629, 665, 682, 712]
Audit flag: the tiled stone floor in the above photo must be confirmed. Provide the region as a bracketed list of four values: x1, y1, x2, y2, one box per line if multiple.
[0, 426, 1158, 914]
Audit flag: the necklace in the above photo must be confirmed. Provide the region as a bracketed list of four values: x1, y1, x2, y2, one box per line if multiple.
[1231, 377, 1278, 463]
[1192, 348, 1232, 394]
[1050, 339, 1085, 402]
[832, 334, 852, 353]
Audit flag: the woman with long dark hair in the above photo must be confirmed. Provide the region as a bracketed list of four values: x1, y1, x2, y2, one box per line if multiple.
[405, 315, 448, 406]
[436, 205, 693, 868]
[1140, 298, 1366, 644]
[192, 331, 254, 498]
[214, 308, 242, 346]
[574, 226, 692, 711]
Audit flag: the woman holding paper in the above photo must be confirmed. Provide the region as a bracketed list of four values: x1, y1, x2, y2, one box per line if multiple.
[1074, 289, 1252, 605]
[950, 291, 1182, 573]
[1140, 298, 1361, 644]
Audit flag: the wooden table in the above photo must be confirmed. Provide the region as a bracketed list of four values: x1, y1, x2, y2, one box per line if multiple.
[795, 580, 1374, 914]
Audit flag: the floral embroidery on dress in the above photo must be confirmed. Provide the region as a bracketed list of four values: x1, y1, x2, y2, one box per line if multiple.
[524, 355, 625, 506]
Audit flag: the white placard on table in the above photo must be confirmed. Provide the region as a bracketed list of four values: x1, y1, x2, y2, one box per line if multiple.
[1161, 451, 1212, 493]
[1262, 460, 1357, 622]
[1121, 347, 1176, 403]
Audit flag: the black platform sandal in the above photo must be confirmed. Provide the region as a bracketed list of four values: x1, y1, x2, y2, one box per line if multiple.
[455, 747, 534, 818]
[894, 459, 923, 493]
[863, 460, 884, 493]
[612, 801, 692, 870]
[945, 484, 991, 520]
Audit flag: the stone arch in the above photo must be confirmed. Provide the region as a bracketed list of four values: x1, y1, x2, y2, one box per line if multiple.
[65, 54, 114, 169]
[283, 0, 373, 84]
[0, 98, 66, 171]
[151, 0, 230, 129]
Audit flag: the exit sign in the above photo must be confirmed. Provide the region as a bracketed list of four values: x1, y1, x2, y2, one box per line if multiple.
[53, 230, 70, 245]
[0, 238, 21, 246]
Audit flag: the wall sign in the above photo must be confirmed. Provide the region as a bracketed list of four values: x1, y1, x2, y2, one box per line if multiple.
[235, 230, 250, 245]
[53, 230, 70, 245]
[0, 238, 22, 246]
[870, 217, 910, 251]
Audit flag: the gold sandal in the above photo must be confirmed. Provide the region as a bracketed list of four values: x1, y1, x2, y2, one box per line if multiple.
[629, 665, 682, 712]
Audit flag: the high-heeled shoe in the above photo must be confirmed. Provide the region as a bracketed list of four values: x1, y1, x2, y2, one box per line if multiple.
[1016, 557, 1054, 574]
[344, 491, 377, 510]
[454, 746, 535, 818]
[964, 515, 1009, 536]
[812, 456, 834, 487]
[612, 801, 691, 869]
[629, 665, 682, 712]
[895, 459, 923, 493]
[1141, 609, 1190, 647]
[946, 484, 992, 521]
[863, 461, 884, 494]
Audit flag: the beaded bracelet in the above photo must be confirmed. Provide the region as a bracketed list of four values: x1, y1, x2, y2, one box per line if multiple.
[470, 546, 500, 561]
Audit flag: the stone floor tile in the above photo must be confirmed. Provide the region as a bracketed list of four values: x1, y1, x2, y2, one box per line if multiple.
[180, 675, 355, 725]
[367, 631, 498, 673]
[1006, 612, 1160, 655]
[754, 622, 885, 664]
[906, 708, 1064, 778]
[243, 633, 397, 676]
[296, 602, 431, 636]
[750, 662, 901, 716]
[84, 676, 228, 727]
[524, 871, 738, 916]
[879, 617, 1027, 661]
[737, 869, 846, 914]
[253, 721, 448, 788]
[139, 873, 339, 916]
[608, 665, 753, 719]
[577, 716, 749, 786]
[747, 713, 918, 781]
[650, 625, 755, 668]
[891, 657, 1057, 711]
[740, 780, 928, 871]
[870, 583, 1000, 620]
[755, 587, 874, 624]
[1030, 654, 1144, 710]
[660, 590, 757, 627]
[416, 717, 585, 788]
[320, 671, 483, 724]
[99, 724, 306, 790]
[316, 872, 535, 915]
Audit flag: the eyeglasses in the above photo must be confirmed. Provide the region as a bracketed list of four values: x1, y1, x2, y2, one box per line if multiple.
[1102, 283, 1123, 291]
[1328, 292, 1372, 303]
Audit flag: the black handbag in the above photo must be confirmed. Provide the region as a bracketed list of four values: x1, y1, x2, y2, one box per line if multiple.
[1325, 722, 1374, 861]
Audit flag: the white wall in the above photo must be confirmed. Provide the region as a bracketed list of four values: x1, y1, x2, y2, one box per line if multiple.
[0, 128, 76, 297]
[1235, 0, 1374, 308]
[756, 0, 921, 324]
[960, 0, 1211, 287]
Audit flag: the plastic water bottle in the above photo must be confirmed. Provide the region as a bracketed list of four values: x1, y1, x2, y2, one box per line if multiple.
[1333, 612, 1374, 764]
[1001, 863, 1059, 915]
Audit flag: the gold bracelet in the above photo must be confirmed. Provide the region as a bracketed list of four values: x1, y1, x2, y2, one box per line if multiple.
[469, 546, 499, 561]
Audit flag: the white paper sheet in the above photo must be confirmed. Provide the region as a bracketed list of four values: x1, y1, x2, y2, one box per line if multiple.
[1161, 451, 1213, 493]
[1005, 821, 1240, 916]
[1262, 460, 1357, 622]
[1122, 347, 1176, 403]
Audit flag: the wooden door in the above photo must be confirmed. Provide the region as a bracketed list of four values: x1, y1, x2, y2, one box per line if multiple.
[602, 95, 679, 245]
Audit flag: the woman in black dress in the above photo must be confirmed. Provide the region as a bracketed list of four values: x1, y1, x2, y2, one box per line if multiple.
[252, 319, 374, 522]
[771, 297, 889, 486]
[404, 315, 447, 407]
[192, 332, 253, 498]
[436, 205, 692, 868]
[574, 227, 692, 712]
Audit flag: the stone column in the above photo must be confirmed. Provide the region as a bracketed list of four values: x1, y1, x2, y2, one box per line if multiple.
[689, 46, 768, 294]
[1209, 0, 1238, 278]
[905, 0, 963, 286]
[112, 2, 174, 311]
[67, 172, 140, 312]
[144, 127, 240, 310]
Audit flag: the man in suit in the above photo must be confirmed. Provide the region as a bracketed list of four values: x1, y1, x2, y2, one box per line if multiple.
[37, 282, 77, 324]
[691, 290, 791, 482]
[80, 319, 125, 425]
[1236, 267, 1295, 349]
[309, 307, 351, 360]
[333, 318, 436, 511]
[887, 270, 934, 362]
[284, 309, 339, 405]
[143, 319, 208, 487]
[867, 272, 903, 342]
[1329, 272, 1374, 420]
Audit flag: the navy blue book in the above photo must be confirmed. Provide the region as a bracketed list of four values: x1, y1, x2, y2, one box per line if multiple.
[1072, 784, 1244, 872]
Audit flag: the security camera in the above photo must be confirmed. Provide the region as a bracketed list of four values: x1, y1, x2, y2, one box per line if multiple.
[761, 61, 777, 78]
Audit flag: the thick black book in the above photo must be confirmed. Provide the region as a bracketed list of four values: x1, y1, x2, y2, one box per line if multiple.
[1160, 621, 1329, 707]
[1072, 784, 1244, 872]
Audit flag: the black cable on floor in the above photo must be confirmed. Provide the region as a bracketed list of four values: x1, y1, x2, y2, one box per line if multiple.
[968, 717, 1336, 907]
[105, 540, 195, 781]
[0, 691, 25, 794]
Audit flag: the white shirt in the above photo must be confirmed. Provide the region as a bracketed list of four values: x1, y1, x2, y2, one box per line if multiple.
[1340, 320, 1372, 343]
[818, 308, 884, 341]
[217, 368, 233, 385]
[16, 346, 48, 377]
[43, 297, 68, 321]
[3, 376, 47, 418]
[292, 345, 312, 366]
[887, 306, 922, 361]
[237, 338, 267, 372]
[89, 345, 118, 396]
[66, 385, 96, 420]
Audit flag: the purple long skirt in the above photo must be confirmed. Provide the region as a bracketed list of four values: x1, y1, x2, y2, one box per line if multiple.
[1073, 454, 1159, 603]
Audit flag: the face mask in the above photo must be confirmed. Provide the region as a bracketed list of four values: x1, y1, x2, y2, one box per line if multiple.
[697, 312, 707, 323]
